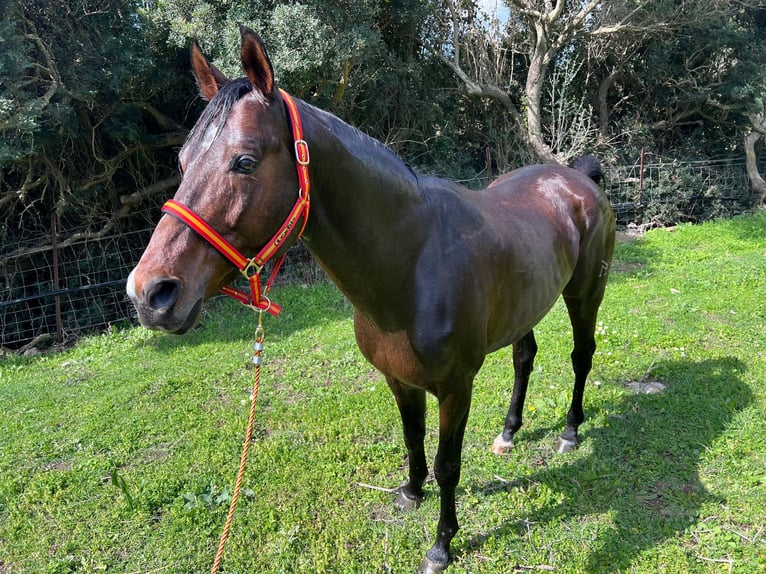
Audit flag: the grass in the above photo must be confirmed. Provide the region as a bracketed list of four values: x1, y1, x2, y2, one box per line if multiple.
[1, 213, 765, 573]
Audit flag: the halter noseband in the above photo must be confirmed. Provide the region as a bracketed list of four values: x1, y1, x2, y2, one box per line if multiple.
[161, 89, 310, 316]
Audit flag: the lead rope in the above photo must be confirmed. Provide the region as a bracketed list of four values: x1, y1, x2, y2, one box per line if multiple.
[210, 310, 265, 574]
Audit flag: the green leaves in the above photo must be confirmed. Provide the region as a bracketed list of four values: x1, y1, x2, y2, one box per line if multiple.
[181, 483, 232, 509]
[111, 468, 136, 510]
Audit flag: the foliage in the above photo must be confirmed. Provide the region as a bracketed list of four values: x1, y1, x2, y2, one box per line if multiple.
[637, 161, 754, 225]
[142, 0, 488, 181]
[1, 214, 765, 572]
[1, 0, 765, 257]
[586, 0, 766, 160]
[0, 0, 192, 247]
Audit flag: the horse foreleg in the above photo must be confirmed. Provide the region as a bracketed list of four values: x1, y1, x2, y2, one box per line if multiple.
[418, 387, 471, 574]
[492, 330, 537, 455]
[387, 377, 428, 510]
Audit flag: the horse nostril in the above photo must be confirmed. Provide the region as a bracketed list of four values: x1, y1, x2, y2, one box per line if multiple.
[145, 277, 182, 311]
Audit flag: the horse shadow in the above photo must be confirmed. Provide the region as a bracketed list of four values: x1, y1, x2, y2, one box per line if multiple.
[464, 356, 752, 572]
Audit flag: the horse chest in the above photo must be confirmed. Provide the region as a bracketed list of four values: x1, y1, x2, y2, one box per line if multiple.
[353, 310, 436, 390]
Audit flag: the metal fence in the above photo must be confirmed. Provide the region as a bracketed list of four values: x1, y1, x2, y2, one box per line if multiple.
[605, 157, 760, 225]
[1, 157, 762, 351]
[1, 227, 152, 351]
[0, 217, 320, 351]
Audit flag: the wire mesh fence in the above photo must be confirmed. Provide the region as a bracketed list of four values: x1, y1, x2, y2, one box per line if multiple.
[604, 157, 760, 225]
[1, 227, 153, 350]
[1, 157, 762, 350]
[0, 218, 322, 351]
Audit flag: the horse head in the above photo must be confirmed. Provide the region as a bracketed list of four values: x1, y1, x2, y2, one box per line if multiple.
[127, 27, 302, 333]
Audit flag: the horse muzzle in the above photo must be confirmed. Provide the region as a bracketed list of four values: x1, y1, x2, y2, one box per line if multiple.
[127, 268, 204, 334]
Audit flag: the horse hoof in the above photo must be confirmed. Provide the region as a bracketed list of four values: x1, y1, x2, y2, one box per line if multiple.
[417, 556, 450, 574]
[554, 436, 579, 453]
[394, 489, 423, 512]
[491, 433, 514, 455]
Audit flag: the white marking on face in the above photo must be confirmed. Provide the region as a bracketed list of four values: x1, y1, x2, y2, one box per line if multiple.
[126, 268, 137, 300]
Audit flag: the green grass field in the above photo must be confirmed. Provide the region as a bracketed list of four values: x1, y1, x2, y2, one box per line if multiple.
[2, 214, 765, 573]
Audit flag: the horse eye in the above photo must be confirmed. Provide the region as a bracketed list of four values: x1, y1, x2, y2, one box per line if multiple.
[232, 155, 258, 174]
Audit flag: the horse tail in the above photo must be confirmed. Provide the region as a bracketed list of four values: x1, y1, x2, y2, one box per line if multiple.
[569, 155, 603, 185]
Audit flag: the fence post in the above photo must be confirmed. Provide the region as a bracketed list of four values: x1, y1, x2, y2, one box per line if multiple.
[638, 147, 645, 222]
[51, 213, 64, 337]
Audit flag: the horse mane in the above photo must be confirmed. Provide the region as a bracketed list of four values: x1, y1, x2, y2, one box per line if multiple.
[185, 77, 257, 148]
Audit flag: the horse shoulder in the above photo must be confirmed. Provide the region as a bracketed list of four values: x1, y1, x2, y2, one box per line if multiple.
[352, 190, 489, 387]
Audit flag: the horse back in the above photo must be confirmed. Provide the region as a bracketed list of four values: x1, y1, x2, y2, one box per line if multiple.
[482, 162, 612, 248]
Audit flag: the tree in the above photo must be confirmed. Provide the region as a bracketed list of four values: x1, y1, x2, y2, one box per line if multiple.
[588, 1, 766, 195]
[424, 0, 766, 184]
[423, 0, 672, 163]
[142, 0, 490, 180]
[0, 0, 190, 247]
[590, 2, 764, 143]
[745, 103, 766, 204]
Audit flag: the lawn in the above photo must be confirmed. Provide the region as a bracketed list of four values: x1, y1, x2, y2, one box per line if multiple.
[1, 214, 765, 573]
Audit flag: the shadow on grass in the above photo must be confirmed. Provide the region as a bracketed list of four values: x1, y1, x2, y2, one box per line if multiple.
[466, 356, 753, 572]
[134, 282, 352, 354]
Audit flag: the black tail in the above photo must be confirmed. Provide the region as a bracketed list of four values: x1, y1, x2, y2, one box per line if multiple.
[569, 155, 602, 185]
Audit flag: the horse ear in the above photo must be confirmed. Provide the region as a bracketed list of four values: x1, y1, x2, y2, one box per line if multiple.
[239, 26, 275, 99]
[190, 41, 228, 101]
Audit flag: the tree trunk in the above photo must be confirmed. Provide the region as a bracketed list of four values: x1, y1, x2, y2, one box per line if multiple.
[744, 130, 766, 206]
[525, 27, 558, 164]
[598, 69, 622, 136]
[744, 110, 766, 206]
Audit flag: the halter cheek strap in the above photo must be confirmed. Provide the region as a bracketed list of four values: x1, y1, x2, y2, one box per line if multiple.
[160, 89, 310, 316]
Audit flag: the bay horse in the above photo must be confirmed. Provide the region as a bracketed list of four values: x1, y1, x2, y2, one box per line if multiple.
[127, 27, 615, 574]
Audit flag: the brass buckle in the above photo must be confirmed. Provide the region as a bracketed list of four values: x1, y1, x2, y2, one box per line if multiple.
[241, 259, 263, 280]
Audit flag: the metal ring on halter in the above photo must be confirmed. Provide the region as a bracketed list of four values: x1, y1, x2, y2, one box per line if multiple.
[256, 296, 272, 315]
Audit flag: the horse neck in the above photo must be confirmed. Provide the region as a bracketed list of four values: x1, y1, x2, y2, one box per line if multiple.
[297, 103, 426, 314]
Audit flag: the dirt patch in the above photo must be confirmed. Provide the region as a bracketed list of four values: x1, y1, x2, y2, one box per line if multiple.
[612, 260, 645, 274]
[616, 230, 640, 243]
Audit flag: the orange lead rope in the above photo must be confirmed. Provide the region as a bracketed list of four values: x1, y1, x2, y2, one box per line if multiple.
[210, 313, 265, 574]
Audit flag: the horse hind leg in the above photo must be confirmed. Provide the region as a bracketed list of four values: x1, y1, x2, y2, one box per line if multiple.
[492, 330, 537, 455]
[557, 277, 609, 453]
[557, 202, 614, 454]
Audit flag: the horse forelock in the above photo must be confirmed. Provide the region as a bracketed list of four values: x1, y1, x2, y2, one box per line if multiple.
[184, 77, 270, 154]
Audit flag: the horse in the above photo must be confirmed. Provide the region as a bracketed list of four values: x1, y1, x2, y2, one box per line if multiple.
[127, 27, 616, 574]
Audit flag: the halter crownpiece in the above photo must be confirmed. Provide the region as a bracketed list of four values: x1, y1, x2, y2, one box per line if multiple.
[161, 89, 311, 316]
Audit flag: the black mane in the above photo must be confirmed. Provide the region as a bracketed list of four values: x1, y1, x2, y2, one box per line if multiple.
[185, 77, 255, 148]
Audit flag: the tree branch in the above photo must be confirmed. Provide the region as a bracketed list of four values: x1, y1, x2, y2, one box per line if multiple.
[120, 175, 181, 206]
[420, 39, 525, 133]
[22, 26, 62, 111]
[130, 101, 185, 132]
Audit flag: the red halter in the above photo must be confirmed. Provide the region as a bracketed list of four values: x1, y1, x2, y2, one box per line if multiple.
[161, 89, 310, 316]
